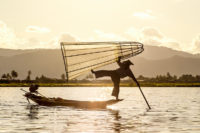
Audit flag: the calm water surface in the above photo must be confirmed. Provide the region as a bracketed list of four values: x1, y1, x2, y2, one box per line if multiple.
[0, 87, 199, 133]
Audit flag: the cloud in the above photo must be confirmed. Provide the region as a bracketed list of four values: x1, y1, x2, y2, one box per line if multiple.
[26, 25, 51, 33]
[0, 20, 26, 49]
[25, 33, 78, 49]
[125, 27, 181, 50]
[47, 33, 79, 48]
[0, 20, 78, 49]
[0, 21, 15, 47]
[133, 10, 156, 20]
[25, 38, 46, 49]
[0, 21, 47, 49]
[93, 30, 127, 41]
[191, 34, 200, 54]
[126, 26, 200, 54]
[21, 33, 78, 49]
[141, 27, 164, 39]
[91, 27, 181, 52]
[57, 33, 78, 42]
[0, 20, 200, 54]
[125, 27, 141, 41]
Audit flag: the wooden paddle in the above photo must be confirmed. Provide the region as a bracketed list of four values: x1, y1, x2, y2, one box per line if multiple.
[138, 86, 151, 109]
[20, 88, 47, 98]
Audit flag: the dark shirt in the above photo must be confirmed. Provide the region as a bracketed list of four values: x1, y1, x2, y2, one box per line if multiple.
[116, 60, 133, 78]
[29, 85, 39, 93]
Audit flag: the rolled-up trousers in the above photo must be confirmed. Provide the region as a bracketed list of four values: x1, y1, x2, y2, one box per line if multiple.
[94, 70, 120, 98]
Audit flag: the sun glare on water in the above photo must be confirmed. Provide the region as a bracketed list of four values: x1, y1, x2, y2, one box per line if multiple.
[87, 87, 113, 101]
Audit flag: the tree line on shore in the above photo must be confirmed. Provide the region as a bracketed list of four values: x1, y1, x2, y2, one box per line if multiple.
[1, 70, 200, 83]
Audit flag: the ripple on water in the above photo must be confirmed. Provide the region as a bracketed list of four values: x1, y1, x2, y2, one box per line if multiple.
[0, 87, 200, 133]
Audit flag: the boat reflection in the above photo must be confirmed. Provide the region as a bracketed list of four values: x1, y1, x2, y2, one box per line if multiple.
[26, 105, 39, 119]
[25, 104, 124, 132]
[109, 109, 121, 133]
[62, 108, 122, 133]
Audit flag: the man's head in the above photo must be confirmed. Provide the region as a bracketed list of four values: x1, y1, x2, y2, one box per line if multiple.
[125, 60, 133, 66]
[127, 60, 134, 65]
[35, 84, 39, 88]
[123, 60, 134, 69]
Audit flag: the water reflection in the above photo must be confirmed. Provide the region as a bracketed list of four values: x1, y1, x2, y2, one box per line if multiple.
[26, 105, 39, 119]
[109, 110, 121, 133]
[60, 108, 123, 133]
[24, 102, 124, 132]
[0, 87, 199, 132]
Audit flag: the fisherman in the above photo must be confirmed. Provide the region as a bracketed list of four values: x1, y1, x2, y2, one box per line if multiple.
[91, 56, 140, 100]
[29, 84, 39, 94]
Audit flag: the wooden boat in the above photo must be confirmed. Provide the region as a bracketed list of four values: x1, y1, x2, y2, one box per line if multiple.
[24, 92, 123, 109]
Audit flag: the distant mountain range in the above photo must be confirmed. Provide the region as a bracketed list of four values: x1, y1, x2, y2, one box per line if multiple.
[139, 45, 200, 60]
[0, 45, 200, 79]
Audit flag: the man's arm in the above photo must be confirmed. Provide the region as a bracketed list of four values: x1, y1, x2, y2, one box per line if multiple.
[117, 56, 122, 66]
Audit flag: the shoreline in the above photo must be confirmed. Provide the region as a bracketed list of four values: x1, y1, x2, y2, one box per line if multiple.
[1, 82, 200, 87]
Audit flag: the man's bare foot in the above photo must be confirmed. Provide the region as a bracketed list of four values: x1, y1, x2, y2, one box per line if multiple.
[116, 97, 119, 100]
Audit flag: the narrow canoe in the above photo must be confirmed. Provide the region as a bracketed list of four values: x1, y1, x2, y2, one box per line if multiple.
[24, 93, 122, 109]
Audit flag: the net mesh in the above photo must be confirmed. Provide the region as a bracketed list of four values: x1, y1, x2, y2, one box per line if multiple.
[61, 42, 143, 80]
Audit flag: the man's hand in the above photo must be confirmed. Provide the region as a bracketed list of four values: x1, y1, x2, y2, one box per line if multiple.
[117, 56, 121, 62]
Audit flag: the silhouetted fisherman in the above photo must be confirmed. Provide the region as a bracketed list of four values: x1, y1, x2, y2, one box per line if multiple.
[29, 84, 39, 94]
[24, 84, 40, 103]
[91, 57, 140, 100]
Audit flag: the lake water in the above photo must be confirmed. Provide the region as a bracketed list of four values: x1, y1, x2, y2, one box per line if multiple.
[0, 87, 199, 133]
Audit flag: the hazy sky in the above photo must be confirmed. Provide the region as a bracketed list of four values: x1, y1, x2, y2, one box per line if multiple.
[0, 0, 200, 53]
